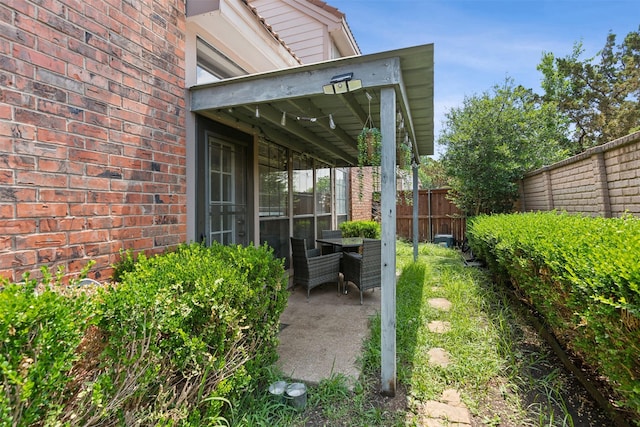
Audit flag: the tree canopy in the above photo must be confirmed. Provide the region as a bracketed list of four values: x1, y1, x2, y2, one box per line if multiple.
[439, 79, 569, 215]
[538, 27, 640, 152]
[438, 28, 640, 216]
[417, 157, 450, 189]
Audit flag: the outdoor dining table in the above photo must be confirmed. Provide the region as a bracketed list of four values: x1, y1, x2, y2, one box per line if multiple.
[315, 236, 364, 294]
[315, 237, 363, 251]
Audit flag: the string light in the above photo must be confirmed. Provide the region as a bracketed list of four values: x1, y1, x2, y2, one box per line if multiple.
[266, 110, 337, 128]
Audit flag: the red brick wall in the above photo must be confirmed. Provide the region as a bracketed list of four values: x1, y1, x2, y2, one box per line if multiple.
[0, 0, 187, 282]
[349, 166, 376, 221]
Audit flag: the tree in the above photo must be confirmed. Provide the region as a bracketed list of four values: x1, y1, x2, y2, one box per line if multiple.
[417, 157, 450, 189]
[440, 79, 569, 215]
[538, 27, 640, 152]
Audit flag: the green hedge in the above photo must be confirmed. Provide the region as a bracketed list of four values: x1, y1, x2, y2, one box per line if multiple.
[0, 270, 91, 426]
[0, 242, 288, 426]
[340, 220, 381, 238]
[467, 212, 640, 419]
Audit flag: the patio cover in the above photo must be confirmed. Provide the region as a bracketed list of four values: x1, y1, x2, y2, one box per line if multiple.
[190, 43, 434, 165]
[190, 43, 434, 397]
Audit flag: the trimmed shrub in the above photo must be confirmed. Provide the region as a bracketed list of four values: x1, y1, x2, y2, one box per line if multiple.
[0, 243, 288, 426]
[0, 268, 92, 426]
[467, 212, 640, 419]
[340, 220, 381, 238]
[67, 242, 288, 425]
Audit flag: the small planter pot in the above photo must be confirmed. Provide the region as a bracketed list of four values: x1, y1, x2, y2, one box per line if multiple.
[285, 382, 307, 410]
[268, 380, 287, 403]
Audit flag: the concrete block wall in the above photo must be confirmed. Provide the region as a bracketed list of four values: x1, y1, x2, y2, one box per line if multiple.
[0, 0, 187, 281]
[520, 131, 640, 217]
[520, 171, 551, 211]
[605, 138, 640, 215]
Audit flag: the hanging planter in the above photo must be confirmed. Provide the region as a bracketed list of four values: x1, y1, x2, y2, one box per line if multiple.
[357, 127, 381, 200]
[357, 127, 382, 167]
[397, 141, 412, 169]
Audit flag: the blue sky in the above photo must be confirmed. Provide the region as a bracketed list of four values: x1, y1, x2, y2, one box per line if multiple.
[328, 0, 639, 157]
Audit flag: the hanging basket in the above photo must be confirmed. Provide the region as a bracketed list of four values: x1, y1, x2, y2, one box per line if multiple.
[357, 127, 381, 167]
[397, 146, 405, 168]
[397, 141, 412, 169]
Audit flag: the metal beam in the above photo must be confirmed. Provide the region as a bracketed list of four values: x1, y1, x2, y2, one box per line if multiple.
[200, 109, 314, 156]
[284, 99, 356, 150]
[191, 57, 402, 111]
[380, 87, 397, 397]
[245, 104, 356, 164]
[339, 92, 369, 127]
[413, 163, 419, 261]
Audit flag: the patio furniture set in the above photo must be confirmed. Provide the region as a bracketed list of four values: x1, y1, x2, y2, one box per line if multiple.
[290, 230, 382, 304]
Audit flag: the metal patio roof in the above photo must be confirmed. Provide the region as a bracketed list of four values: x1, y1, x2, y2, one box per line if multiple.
[190, 43, 434, 166]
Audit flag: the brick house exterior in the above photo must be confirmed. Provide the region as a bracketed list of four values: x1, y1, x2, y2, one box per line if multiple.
[1, 0, 188, 281]
[1, 0, 434, 282]
[1, 0, 382, 282]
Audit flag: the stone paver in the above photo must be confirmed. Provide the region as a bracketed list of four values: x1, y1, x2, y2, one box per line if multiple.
[427, 347, 451, 367]
[415, 296, 472, 425]
[441, 389, 463, 406]
[414, 389, 471, 426]
[428, 297, 452, 311]
[428, 320, 451, 333]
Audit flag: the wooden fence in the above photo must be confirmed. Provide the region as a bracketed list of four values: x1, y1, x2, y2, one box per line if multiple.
[396, 189, 466, 245]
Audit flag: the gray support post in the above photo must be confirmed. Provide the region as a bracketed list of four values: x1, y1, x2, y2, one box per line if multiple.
[427, 188, 432, 242]
[412, 162, 419, 261]
[380, 87, 397, 396]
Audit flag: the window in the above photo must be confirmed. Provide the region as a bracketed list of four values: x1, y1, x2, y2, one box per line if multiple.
[259, 142, 288, 218]
[258, 140, 289, 264]
[335, 168, 348, 226]
[315, 163, 332, 239]
[292, 153, 314, 248]
[196, 38, 246, 84]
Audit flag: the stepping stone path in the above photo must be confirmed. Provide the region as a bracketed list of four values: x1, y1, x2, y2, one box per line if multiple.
[414, 389, 472, 426]
[427, 348, 451, 367]
[417, 297, 471, 425]
[428, 297, 452, 311]
[427, 320, 451, 334]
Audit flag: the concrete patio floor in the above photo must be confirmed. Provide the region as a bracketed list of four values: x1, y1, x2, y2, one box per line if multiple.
[276, 280, 381, 387]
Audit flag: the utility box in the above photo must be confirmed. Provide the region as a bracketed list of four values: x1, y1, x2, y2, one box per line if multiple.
[434, 234, 455, 248]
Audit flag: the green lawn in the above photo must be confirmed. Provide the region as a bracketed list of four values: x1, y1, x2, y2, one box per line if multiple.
[228, 241, 607, 426]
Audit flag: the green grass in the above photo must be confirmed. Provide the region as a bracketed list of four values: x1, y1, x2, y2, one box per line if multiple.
[228, 241, 601, 426]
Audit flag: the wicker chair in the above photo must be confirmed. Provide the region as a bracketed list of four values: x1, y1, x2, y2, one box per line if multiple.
[342, 238, 381, 304]
[320, 229, 342, 254]
[290, 237, 343, 300]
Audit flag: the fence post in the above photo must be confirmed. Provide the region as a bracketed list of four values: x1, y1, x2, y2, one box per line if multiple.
[544, 169, 554, 211]
[592, 150, 611, 218]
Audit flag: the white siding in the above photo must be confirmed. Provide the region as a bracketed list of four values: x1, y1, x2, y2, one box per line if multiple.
[250, 0, 328, 63]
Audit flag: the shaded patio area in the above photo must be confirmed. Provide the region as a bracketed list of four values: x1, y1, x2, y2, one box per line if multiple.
[276, 280, 381, 387]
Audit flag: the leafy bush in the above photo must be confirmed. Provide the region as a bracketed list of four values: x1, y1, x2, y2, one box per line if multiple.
[66, 242, 288, 425]
[0, 243, 288, 426]
[110, 248, 137, 283]
[0, 268, 93, 426]
[467, 212, 640, 419]
[340, 220, 381, 238]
